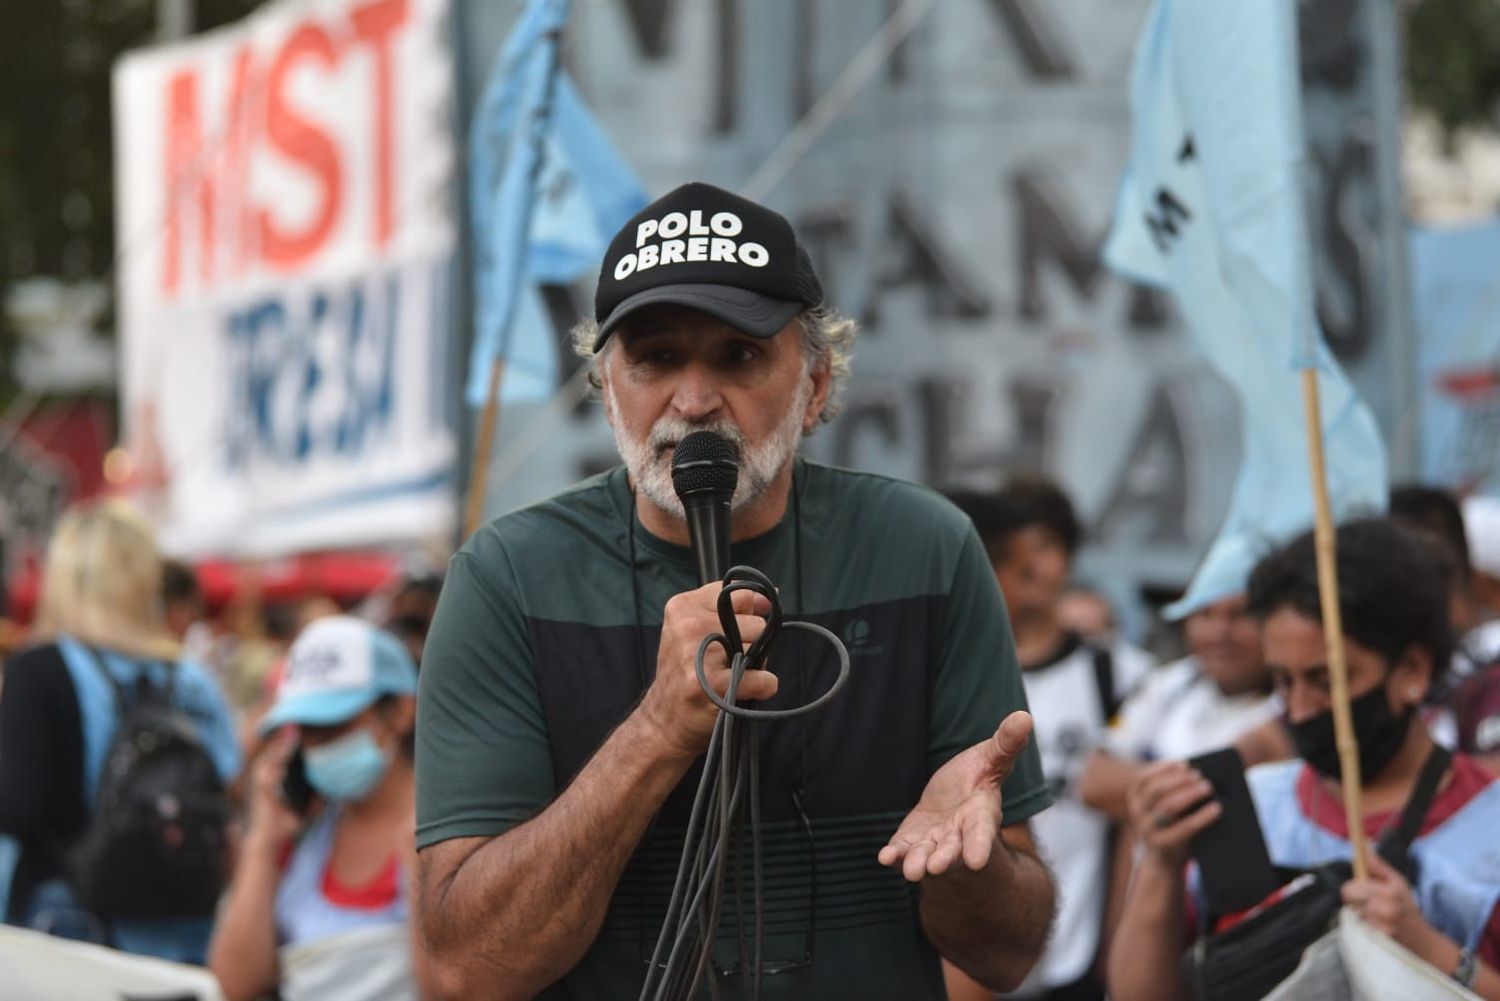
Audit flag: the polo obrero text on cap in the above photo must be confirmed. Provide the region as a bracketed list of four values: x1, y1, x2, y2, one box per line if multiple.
[613, 208, 770, 279]
[593, 181, 823, 351]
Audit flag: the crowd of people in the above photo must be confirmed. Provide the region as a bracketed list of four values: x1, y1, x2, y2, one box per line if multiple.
[2, 181, 1500, 1001]
[0, 500, 443, 1000]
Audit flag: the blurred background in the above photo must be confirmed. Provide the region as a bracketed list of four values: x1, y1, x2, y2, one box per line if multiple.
[1, 0, 1498, 650]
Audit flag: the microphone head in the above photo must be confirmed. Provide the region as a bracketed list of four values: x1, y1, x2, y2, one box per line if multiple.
[671, 431, 740, 502]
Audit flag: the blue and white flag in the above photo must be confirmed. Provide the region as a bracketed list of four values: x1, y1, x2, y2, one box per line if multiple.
[467, 0, 648, 406]
[1104, 0, 1387, 619]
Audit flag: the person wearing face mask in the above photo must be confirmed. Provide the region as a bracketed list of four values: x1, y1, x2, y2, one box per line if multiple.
[1108, 518, 1500, 1001]
[208, 616, 434, 1001]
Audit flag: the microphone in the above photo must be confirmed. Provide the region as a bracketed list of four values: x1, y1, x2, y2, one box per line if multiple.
[671, 431, 740, 585]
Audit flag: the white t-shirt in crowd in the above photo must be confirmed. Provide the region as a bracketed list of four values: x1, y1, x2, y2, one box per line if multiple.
[1429, 619, 1500, 750]
[1018, 635, 1152, 992]
[1104, 655, 1281, 764]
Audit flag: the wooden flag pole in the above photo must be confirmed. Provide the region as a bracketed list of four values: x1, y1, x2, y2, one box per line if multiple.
[464, 358, 506, 538]
[1300, 367, 1368, 880]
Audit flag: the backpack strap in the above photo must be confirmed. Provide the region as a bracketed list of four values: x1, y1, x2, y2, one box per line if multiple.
[90, 646, 181, 708]
[1091, 644, 1120, 724]
[1379, 744, 1453, 865]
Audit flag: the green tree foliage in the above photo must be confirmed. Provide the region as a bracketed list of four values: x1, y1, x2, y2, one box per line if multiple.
[1406, 0, 1500, 139]
[0, 0, 261, 400]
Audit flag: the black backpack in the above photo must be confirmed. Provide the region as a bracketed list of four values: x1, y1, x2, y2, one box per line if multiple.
[68, 649, 228, 920]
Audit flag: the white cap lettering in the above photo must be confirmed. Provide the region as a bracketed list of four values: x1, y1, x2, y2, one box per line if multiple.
[614, 253, 638, 280]
[710, 212, 742, 237]
[635, 219, 658, 247]
[659, 212, 688, 239]
[738, 241, 769, 267]
[686, 237, 709, 262]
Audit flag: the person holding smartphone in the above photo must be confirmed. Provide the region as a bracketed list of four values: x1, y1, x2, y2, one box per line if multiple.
[1108, 519, 1500, 1001]
[209, 615, 433, 1001]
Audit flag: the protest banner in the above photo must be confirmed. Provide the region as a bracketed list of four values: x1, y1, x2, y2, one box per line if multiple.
[113, 0, 456, 557]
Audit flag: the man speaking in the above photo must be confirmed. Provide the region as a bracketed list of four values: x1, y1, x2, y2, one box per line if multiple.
[414, 182, 1055, 999]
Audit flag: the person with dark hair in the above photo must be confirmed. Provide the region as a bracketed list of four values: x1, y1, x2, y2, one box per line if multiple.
[160, 560, 204, 640]
[382, 573, 442, 668]
[1389, 484, 1500, 747]
[1389, 483, 1497, 660]
[947, 483, 1151, 1001]
[1109, 518, 1500, 1001]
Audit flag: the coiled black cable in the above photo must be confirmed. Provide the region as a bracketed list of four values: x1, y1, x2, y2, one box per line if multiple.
[639, 565, 849, 1001]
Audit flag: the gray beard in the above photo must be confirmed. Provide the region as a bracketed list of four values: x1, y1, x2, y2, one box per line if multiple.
[608, 380, 811, 522]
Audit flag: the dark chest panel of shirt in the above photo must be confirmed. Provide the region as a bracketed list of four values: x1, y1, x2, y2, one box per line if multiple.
[525, 591, 942, 826]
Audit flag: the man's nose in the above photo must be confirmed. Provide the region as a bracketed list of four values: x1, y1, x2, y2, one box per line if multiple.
[671, 363, 725, 420]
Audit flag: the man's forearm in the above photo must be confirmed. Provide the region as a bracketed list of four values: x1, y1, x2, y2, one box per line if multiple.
[422, 711, 696, 1000]
[918, 827, 1055, 992]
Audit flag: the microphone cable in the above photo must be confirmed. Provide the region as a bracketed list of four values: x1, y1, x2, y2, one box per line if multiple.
[638, 565, 850, 1001]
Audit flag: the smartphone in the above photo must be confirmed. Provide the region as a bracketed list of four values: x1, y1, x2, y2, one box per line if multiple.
[281, 748, 315, 816]
[1186, 747, 1282, 919]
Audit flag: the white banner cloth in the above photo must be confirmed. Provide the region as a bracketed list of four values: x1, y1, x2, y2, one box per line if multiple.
[113, 0, 457, 558]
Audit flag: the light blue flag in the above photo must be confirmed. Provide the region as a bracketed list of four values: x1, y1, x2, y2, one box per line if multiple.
[466, 0, 648, 406]
[1104, 0, 1387, 619]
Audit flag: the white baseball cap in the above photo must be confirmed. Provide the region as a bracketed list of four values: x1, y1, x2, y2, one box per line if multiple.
[260, 616, 418, 733]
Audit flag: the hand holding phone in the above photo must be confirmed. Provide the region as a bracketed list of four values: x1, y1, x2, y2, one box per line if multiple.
[247, 728, 309, 851]
[1127, 759, 1223, 867]
[281, 748, 315, 816]
[1186, 748, 1282, 919]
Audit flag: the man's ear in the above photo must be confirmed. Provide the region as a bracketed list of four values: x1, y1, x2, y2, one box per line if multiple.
[802, 357, 832, 435]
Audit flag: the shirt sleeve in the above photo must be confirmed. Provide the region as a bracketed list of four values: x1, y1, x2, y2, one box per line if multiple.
[928, 529, 1052, 827]
[415, 546, 556, 849]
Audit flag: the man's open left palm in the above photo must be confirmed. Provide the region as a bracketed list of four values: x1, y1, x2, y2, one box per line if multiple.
[879, 711, 1034, 881]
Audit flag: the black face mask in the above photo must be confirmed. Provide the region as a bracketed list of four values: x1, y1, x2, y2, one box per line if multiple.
[1288, 683, 1414, 781]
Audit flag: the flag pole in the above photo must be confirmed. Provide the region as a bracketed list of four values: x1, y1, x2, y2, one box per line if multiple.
[462, 2, 571, 539]
[464, 358, 506, 537]
[1300, 367, 1368, 880]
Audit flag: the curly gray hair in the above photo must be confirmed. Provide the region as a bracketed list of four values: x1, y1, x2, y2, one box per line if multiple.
[569, 305, 858, 425]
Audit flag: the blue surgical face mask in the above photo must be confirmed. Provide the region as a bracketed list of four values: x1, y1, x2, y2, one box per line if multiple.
[303, 728, 392, 802]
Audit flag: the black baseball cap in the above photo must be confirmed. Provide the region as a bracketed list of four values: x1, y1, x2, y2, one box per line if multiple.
[592, 182, 824, 352]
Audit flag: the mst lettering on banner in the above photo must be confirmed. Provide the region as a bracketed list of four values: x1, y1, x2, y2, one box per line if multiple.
[161, 0, 410, 294]
[224, 271, 399, 470]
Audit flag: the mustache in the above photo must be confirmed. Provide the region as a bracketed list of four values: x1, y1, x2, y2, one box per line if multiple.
[648, 419, 746, 455]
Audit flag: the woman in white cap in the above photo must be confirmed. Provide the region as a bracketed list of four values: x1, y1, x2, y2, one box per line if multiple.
[209, 615, 433, 1001]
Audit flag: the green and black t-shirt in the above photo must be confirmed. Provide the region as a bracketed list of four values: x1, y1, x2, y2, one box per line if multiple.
[416, 459, 1050, 999]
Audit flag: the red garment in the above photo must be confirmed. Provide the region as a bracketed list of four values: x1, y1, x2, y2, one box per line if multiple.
[1294, 754, 1500, 967]
[321, 852, 401, 910]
